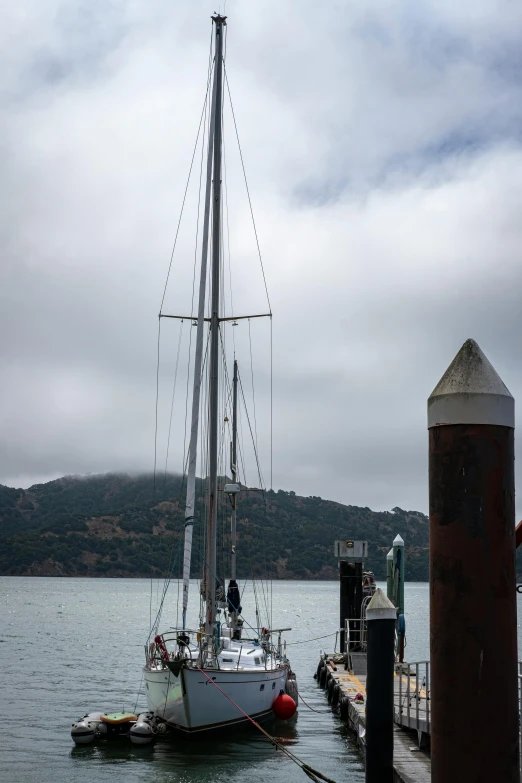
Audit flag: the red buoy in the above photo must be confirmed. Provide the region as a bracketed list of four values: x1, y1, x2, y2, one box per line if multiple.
[272, 691, 296, 720]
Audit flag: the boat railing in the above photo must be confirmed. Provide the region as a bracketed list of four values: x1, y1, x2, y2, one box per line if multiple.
[145, 626, 290, 669]
[145, 629, 202, 668]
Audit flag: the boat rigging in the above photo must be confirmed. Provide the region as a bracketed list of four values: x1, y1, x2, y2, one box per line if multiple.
[141, 14, 297, 733]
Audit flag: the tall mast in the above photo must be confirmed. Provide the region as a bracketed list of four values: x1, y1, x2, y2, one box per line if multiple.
[205, 13, 226, 646]
[180, 39, 218, 631]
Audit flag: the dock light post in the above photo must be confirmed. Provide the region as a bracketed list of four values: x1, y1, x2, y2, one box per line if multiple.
[365, 588, 395, 783]
[429, 339, 519, 783]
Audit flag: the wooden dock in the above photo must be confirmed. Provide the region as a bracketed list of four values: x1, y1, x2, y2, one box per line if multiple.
[318, 654, 431, 783]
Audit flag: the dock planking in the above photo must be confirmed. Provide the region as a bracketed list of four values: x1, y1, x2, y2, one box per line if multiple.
[320, 655, 431, 783]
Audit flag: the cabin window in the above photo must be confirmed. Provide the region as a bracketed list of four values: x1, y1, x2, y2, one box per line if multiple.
[260, 684, 265, 691]
[272, 682, 276, 689]
[254, 657, 260, 665]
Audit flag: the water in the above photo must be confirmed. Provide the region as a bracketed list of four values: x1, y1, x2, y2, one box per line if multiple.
[3, 577, 517, 783]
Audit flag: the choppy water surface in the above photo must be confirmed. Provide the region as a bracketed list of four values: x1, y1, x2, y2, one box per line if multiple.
[1, 578, 366, 783]
[7, 577, 520, 783]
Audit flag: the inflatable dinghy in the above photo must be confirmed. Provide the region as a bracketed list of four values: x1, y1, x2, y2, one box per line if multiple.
[71, 710, 166, 745]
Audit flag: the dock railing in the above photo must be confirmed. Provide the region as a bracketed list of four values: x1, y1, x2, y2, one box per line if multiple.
[394, 659, 522, 764]
[394, 660, 430, 741]
[344, 616, 368, 675]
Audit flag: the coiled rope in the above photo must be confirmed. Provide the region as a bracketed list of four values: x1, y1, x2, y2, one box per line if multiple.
[195, 666, 337, 783]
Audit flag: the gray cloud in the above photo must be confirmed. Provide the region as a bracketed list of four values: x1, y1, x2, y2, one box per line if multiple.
[2, 0, 522, 520]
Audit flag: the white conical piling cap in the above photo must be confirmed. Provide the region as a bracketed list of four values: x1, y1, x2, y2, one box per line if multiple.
[386, 548, 393, 561]
[366, 588, 396, 621]
[428, 339, 514, 429]
[393, 534, 404, 547]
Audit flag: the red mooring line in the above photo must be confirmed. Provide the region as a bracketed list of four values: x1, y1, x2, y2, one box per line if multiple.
[194, 665, 336, 783]
[195, 665, 267, 732]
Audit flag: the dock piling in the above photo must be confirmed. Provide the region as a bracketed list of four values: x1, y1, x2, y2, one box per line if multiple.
[392, 534, 405, 617]
[391, 535, 405, 662]
[428, 338, 519, 782]
[365, 588, 395, 783]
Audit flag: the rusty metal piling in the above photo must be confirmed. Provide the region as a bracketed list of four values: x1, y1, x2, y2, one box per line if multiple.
[428, 338, 519, 782]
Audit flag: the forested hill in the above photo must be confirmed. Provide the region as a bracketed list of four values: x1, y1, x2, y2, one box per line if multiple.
[0, 473, 430, 580]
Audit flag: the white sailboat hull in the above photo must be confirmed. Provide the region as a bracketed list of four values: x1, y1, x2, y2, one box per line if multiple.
[144, 664, 289, 733]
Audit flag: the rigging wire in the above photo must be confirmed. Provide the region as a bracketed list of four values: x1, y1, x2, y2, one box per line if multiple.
[163, 320, 185, 484]
[247, 319, 260, 461]
[151, 316, 163, 630]
[224, 65, 272, 314]
[151, 29, 214, 633]
[238, 371, 265, 489]
[225, 59, 276, 622]
[159, 28, 214, 314]
[245, 319, 272, 620]
[153, 318, 162, 494]
[178, 28, 214, 507]
[270, 316, 273, 490]
[269, 358, 273, 621]
[221, 111, 236, 355]
[151, 23, 279, 644]
[219, 345, 269, 627]
[146, 536, 184, 642]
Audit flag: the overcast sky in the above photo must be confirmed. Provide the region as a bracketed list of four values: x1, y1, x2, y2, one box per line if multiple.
[2, 0, 522, 516]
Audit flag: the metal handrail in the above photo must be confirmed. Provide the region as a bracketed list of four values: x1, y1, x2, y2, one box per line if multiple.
[396, 658, 522, 766]
[394, 660, 430, 740]
[345, 619, 352, 671]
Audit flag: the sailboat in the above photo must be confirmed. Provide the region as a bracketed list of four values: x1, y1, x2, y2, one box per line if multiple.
[143, 14, 297, 735]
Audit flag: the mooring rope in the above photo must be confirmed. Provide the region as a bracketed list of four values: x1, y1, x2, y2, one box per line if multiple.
[195, 666, 337, 783]
[298, 692, 333, 715]
[286, 631, 339, 646]
[298, 693, 335, 715]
